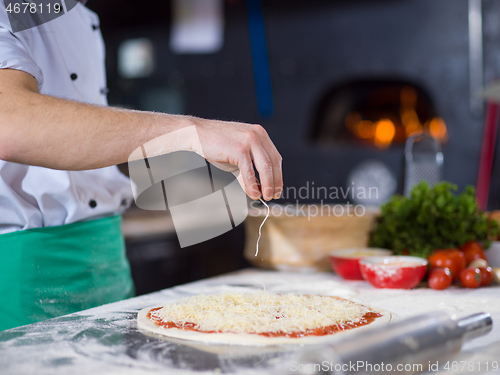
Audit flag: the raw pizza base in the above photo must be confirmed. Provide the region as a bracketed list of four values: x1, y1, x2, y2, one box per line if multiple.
[137, 302, 395, 347]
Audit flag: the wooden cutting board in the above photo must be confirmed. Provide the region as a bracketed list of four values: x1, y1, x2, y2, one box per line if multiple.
[244, 205, 379, 271]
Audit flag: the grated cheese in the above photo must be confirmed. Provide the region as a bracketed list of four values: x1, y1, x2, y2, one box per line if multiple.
[149, 291, 374, 334]
[255, 198, 270, 256]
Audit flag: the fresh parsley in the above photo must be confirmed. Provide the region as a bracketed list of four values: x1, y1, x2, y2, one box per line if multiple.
[369, 181, 499, 258]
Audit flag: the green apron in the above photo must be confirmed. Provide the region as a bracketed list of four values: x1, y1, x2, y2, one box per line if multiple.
[0, 215, 134, 331]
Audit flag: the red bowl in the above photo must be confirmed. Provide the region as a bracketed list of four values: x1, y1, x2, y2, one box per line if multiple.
[359, 256, 428, 289]
[329, 248, 393, 280]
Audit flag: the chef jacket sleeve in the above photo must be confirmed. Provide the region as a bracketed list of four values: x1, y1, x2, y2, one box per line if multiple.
[0, 2, 44, 90]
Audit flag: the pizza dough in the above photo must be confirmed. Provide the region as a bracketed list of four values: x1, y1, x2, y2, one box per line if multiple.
[137, 291, 394, 346]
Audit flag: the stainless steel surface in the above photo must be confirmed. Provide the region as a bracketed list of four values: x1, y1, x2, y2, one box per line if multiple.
[469, 0, 483, 116]
[292, 311, 493, 375]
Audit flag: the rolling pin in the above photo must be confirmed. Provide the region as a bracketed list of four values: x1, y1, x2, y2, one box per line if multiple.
[288, 311, 492, 375]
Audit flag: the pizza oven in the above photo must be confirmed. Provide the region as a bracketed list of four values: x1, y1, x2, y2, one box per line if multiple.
[310, 81, 447, 149]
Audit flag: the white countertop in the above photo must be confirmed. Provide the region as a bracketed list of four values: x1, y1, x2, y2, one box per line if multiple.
[0, 269, 499, 374]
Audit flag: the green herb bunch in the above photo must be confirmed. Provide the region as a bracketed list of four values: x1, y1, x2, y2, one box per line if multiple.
[369, 181, 499, 258]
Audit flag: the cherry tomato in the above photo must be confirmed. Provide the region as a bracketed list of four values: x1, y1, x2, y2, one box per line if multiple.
[428, 249, 466, 280]
[428, 268, 453, 290]
[479, 267, 493, 286]
[460, 268, 481, 288]
[460, 241, 487, 265]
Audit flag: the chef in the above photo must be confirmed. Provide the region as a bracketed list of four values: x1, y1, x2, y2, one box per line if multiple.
[0, 0, 282, 331]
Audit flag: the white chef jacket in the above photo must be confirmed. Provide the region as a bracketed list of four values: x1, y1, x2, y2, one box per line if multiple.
[0, 2, 133, 234]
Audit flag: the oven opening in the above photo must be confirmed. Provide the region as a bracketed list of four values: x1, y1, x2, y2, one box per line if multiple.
[310, 80, 447, 149]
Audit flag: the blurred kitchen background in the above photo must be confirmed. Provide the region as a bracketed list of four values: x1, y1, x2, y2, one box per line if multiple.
[85, 0, 500, 294]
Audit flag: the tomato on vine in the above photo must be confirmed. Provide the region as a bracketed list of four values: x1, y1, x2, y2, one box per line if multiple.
[460, 268, 481, 288]
[460, 241, 487, 265]
[479, 267, 493, 286]
[428, 249, 466, 280]
[428, 268, 453, 290]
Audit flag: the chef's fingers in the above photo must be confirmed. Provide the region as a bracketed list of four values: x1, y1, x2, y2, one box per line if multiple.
[253, 126, 283, 199]
[250, 143, 275, 201]
[236, 152, 261, 200]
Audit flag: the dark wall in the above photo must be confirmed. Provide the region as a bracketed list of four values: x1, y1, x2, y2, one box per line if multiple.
[84, 0, 500, 292]
[87, 0, 500, 206]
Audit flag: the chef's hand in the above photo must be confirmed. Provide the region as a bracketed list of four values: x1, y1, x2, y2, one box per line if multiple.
[189, 117, 282, 201]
